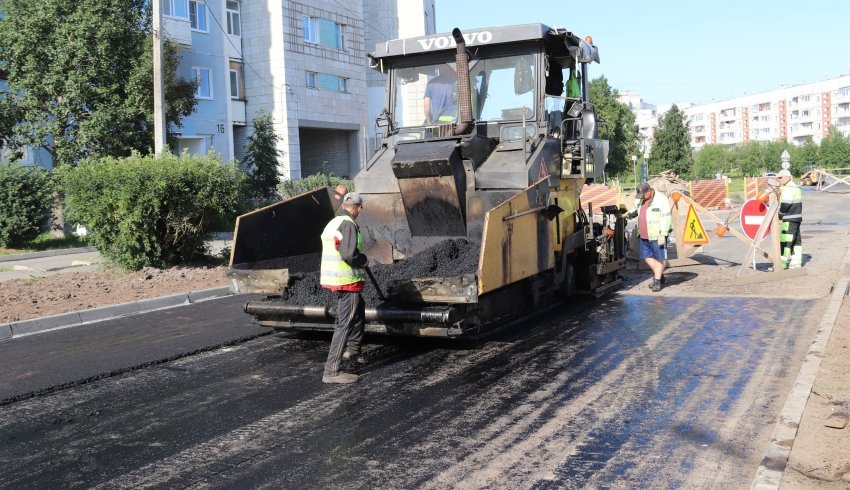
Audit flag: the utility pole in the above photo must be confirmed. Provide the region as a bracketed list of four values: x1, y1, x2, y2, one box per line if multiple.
[152, 0, 167, 154]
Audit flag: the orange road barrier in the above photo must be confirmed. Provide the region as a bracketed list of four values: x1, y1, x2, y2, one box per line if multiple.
[580, 184, 622, 215]
[688, 179, 729, 209]
[744, 177, 771, 201]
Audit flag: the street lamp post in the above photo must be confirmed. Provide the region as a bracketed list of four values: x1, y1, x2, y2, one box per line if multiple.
[631, 155, 637, 187]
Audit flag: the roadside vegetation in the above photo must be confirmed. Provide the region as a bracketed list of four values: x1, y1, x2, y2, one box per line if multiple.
[0, 163, 53, 248]
[58, 152, 244, 270]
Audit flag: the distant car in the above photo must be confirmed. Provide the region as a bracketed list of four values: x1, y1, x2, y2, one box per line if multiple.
[761, 172, 777, 177]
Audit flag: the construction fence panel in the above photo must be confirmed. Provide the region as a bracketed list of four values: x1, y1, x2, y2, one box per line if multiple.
[580, 184, 623, 215]
[688, 179, 729, 209]
[744, 177, 770, 201]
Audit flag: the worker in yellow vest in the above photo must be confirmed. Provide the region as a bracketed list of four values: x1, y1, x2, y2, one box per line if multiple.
[320, 192, 368, 384]
[627, 182, 673, 292]
[776, 169, 803, 269]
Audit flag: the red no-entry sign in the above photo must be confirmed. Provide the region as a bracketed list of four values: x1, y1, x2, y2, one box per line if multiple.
[740, 199, 771, 240]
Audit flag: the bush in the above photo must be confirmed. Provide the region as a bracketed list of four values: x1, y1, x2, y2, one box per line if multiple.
[278, 172, 354, 200]
[0, 163, 54, 247]
[58, 152, 245, 270]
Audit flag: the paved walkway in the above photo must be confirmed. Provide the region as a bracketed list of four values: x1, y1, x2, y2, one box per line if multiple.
[0, 248, 102, 282]
[0, 236, 232, 283]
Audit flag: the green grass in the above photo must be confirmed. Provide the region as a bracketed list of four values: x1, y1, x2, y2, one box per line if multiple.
[0, 233, 90, 256]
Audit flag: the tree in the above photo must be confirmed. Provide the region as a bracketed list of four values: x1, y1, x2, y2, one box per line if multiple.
[0, 0, 197, 232]
[0, 0, 196, 162]
[819, 126, 850, 169]
[588, 76, 638, 177]
[691, 144, 730, 179]
[241, 111, 282, 205]
[649, 105, 692, 177]
[791, 139, 818, 175]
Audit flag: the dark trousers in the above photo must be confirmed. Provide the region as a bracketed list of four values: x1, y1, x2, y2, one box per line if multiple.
[324, 291, 365, 376]
[780, 220, 802, 268]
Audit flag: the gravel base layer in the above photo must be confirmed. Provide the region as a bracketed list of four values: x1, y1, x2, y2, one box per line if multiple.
[271, 238, 480, 305]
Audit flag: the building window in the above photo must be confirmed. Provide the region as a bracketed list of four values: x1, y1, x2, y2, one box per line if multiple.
[189, 1, 207, 31]
[303, 16, 319, 44]
[229, 62, 244, 100]
[838, 87, 850, 97]
[306, 71, 348, 93]
[192, 67, 212, 99]
[302, 16, 345, 49]
[226, 1, 241, 36]
[163, 0, 189, 18]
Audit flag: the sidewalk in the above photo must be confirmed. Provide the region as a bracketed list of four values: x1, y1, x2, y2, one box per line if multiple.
[0, 234, 232, 283]
[0, 248, 102, 282]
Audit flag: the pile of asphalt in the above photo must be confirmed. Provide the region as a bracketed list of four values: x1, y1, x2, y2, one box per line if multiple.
[271, 238, 480, 306]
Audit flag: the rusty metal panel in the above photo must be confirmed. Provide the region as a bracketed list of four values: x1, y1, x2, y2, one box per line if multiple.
[227, 269, 289, 295]
[230, 188, 336, 268]
[391, 140, 466, 236]
[396, 176, 466, 236]
[478, 178, 556, 294]
[387, 274, 478, 304]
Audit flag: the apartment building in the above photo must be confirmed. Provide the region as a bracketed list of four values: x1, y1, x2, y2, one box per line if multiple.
[1, 1, 434, 178]
[684, 75, 850, 149]
[163, 0, 434, 180]
[618, 92, 692, 157]
[618, 90, 656, 158]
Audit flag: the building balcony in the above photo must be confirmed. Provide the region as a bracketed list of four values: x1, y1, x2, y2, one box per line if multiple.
[226, 34, 242, 60]
[162, 16, 192, 46]
[790, 125, 815, 136]
[231, 100, 246, 126]
[834, 89, 850, 103]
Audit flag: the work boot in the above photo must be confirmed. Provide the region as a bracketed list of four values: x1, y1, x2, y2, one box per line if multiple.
[322, 372, 359, 384]
[660, 274, 666, 285]
[343, 351, 366, 364]
[650, 279, 662, 292]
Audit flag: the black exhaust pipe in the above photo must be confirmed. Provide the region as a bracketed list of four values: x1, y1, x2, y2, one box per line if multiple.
[452, 28, 473, 135]
[244, 301, 459, 325]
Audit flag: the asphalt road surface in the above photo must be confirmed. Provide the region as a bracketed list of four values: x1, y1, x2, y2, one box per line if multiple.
[0, 292, 812, 488]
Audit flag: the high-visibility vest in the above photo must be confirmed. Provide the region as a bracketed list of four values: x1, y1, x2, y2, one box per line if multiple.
[320, 215, 366, 287]
[779, 181, 803, 222]
[633, 190, 672, 240]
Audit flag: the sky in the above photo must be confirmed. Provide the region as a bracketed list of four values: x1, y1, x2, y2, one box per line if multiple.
[434, 0, 850, 107]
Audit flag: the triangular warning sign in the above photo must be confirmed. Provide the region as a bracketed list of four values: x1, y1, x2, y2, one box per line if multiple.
[682, 204, 710, 245]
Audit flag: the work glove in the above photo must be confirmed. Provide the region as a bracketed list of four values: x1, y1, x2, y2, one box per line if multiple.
[657, 236, 665, 247]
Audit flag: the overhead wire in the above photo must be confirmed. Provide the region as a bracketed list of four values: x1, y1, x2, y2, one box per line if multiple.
[200, 0, 279, 91]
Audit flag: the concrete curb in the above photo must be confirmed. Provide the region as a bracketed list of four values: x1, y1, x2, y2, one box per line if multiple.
[0, 286, 233, 339]
[751, 244, 850, 489]
[0, 246, 98, 263]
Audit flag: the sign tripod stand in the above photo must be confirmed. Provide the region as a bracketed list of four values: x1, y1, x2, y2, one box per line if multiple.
[671, 189, 805, 285]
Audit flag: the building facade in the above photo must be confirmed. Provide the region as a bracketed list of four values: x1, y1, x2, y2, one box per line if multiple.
[164, 0, 434, 180]
[684, 75, 850, 149]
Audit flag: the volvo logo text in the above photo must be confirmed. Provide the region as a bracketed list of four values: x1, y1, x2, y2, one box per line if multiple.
[417, 31, 494, 50]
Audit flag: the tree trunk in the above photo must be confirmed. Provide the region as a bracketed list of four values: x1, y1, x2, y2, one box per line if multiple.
[49, 192, 66, 238]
